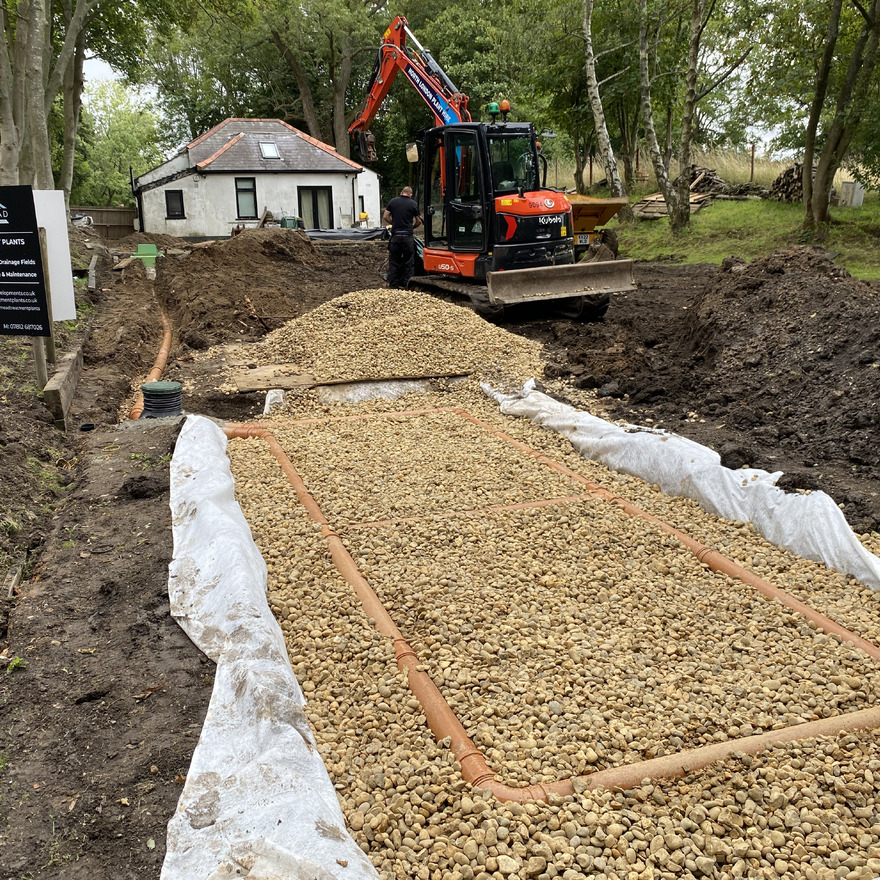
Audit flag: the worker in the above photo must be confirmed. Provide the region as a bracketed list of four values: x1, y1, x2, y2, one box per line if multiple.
[382, 186, 423, 289]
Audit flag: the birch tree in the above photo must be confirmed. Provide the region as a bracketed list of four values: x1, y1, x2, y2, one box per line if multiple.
[582, 0, 625, 197]
[637, 0, 751, 231]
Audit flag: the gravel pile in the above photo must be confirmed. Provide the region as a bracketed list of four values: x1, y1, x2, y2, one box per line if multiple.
[238, 287, 545, 383]
[227, 383, 880, 880]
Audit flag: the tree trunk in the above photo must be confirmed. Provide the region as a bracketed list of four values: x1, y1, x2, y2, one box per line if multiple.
[1, 0, 98, 188]
[329, 32, 353, 158]
[802, 0, 843, 229]
[58, 33, 86, 206]
[616, 101, 639, 189]
[572, 128, 586, 194]
[26, 0, 54, 189]
[638, 0, 677, 215]
[809, 0, 880, 227]
[670, 0, 704, 233]
[0, 0, 27, 185]
[270, 26, 325, 142]
[583, 0, 625, 197]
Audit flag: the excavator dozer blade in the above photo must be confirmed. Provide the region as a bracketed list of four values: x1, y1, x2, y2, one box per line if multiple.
[485, 259, 636, 307]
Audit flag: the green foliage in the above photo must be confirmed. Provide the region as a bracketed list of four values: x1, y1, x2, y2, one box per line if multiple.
[614, 194, 880, 278]
[71, 82, 166, 206]
[6, 657, 28, 675]
[743, 0, 871, 154]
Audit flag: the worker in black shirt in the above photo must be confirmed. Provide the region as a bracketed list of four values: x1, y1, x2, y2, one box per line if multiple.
[382, 186, 423, 289]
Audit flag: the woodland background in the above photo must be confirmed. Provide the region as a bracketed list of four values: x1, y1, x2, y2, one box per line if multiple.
[3, 0, 880, 232]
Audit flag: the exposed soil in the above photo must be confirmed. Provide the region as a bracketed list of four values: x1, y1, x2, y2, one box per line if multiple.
[0, 229, 877, 876]
[519, 249, 880, 533]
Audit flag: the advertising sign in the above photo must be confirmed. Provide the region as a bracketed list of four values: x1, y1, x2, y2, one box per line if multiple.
[0, 185, 51, 337]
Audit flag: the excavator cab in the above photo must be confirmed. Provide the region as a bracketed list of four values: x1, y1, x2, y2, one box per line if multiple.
[350, 14, 635, 320]
[419, 122, 574, 281]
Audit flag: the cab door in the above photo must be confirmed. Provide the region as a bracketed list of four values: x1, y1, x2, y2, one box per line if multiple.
[446, 129, 486, 253]
[423, 131, 447, 247]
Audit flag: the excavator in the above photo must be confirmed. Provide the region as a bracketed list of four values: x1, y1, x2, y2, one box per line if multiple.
[349, 16, 635, 319]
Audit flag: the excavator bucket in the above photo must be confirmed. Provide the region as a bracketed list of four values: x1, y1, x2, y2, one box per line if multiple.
[485, 259, 636, 308]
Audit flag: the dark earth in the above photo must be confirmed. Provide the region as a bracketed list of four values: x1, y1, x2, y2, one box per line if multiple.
[0, 227, 877, 877]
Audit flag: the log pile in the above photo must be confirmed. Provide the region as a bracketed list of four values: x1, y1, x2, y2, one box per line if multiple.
[725, 182, 769, 197]
[770, 163, 807, 202]
[688, 164, 727, 194]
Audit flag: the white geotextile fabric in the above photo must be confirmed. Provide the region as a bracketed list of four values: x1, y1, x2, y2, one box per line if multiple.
[485, 381, 880, 591]
[263, 388, 286, 414]
[162, 415, 379, 880]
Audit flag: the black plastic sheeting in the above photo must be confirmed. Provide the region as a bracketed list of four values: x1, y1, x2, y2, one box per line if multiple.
[304, 227, 389, 242]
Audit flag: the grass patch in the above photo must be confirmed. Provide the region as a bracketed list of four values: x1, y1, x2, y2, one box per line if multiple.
[613, 193, 880, 279]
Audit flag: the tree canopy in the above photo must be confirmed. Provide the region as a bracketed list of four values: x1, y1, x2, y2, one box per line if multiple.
[5, 0, 879, 234]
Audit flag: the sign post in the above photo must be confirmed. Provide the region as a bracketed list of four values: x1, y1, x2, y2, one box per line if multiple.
[0, 185, 53, 389]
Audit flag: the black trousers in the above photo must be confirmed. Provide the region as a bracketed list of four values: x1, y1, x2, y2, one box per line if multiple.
[387, 233, 415, 289]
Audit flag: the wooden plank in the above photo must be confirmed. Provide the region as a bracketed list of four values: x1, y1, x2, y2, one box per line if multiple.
[231, 365, 470, 393]
[42, 347, 84, 430]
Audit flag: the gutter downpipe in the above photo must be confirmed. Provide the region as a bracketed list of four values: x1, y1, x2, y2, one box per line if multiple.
[225, 424, 880, 802]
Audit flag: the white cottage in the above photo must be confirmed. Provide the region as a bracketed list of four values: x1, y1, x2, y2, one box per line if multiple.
[132, 118, 381, 238]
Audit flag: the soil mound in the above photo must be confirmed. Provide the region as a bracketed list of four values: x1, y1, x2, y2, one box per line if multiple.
[621, 248, 880, 529]
[156, 230, 385, 350]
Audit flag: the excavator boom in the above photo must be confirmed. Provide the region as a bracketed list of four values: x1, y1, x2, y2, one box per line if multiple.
[352, 18, 633, 320]
[349, 16, 469, 161]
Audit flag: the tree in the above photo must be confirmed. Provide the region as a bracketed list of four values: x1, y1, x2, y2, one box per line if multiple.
[1, 0, 99, 188]
[804, 0, 880, 229]
[582, 0, 625, 197]
[71, 81, 164, 205]
[637, 0, 752, 231]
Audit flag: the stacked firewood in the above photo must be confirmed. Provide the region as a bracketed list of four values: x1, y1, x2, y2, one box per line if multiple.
[770, 163, 807, 202]
[688, 164, 727, 194]
[725, 182, 768, 197]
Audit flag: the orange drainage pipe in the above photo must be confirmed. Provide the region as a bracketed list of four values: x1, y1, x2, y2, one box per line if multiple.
[224, 424, 546, 800]
[451, 408, 880, 662]
[129, 312, 174, 419]
[225, 424, 880, 802]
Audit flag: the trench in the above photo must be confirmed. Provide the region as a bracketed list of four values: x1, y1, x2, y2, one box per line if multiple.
[225, 410, 880, 803]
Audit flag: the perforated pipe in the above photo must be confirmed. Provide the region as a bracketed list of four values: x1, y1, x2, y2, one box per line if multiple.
[129, 313, 173, 419]
[225, 422, 880, 801]
[450, 408, 880, 662]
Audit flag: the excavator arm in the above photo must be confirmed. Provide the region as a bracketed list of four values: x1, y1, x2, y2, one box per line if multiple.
[349, 16, 471, 161]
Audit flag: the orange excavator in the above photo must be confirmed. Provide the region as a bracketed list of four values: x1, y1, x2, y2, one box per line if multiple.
[349, 16, 634, 319]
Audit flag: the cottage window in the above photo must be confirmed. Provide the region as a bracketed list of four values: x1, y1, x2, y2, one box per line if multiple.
[235, 177, 257, 219]
[165, 189, 185, 219]
[259, 142, 280, 159]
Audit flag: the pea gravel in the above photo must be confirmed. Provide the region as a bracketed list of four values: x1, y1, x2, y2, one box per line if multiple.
[221, 289, 879, 880]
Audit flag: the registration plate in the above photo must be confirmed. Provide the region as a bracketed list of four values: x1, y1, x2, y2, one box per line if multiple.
[575, 233, 592, 245]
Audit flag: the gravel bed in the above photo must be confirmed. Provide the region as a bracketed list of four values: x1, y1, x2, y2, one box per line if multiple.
[227, 384, 880, 880]
[342, 503, 880, 783]
[589, 476, 880, 649]
[272, 410, 581, 525]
